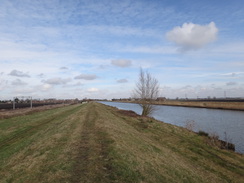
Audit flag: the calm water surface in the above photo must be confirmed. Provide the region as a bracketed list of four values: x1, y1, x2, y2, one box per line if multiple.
[100, 101, 244, 154]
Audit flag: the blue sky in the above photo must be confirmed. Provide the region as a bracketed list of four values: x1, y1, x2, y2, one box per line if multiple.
[0, 0, 244, 100]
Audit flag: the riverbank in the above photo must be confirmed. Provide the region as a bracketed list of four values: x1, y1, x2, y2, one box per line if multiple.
[0, 102, 243, 182]
[119, 100, 244, 111]
[159, 100, 244, 111]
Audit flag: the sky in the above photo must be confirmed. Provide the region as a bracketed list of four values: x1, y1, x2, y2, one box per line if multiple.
[0, 0, 244, 100]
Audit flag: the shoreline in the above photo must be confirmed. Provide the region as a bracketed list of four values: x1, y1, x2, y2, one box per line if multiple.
[111, 100, 244, 111]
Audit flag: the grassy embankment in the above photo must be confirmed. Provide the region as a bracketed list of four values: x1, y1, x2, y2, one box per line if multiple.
[0, 102, 243, 182]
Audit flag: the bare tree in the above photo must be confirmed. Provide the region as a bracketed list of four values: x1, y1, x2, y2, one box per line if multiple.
[133, 68, 160, 116]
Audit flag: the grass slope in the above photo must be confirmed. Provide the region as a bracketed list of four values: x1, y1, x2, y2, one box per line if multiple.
[0, 102, 243, 183]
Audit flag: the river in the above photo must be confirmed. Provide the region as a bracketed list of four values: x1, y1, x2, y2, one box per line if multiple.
[99, 101, 244, 154]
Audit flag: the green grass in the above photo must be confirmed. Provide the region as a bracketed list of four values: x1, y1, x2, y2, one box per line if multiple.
[0, 102, 243, 183]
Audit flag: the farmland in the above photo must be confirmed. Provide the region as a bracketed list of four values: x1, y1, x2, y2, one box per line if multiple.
[0, 102, 243, 182]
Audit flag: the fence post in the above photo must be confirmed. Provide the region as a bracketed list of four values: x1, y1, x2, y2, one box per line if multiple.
[30, 97, 32, 109]
[13, 97, 15, 110]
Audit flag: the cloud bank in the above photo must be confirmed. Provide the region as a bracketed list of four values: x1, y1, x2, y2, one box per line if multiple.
[87, 88, 99, 92]
[9, 70, 30, 77]
[117, 79, 128, 83]
[74, 74, 98, 80]
[111, 59, 132, 68]
[166, 22, 218, 51]
[42, 77, 71, 85]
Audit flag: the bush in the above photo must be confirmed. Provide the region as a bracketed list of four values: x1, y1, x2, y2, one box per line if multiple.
[198, 130, 209, 136]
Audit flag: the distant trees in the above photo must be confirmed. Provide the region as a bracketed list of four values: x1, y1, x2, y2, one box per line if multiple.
[133, 68, 160, 116]
[14, 97, 19, 103]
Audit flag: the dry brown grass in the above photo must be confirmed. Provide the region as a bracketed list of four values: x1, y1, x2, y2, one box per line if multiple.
[0, 104, 84, 182]
[95, 103, 244, 182]
[121, 100, 244, 110]
[0, 103, 70, 119]
[0, 102, 243, 183]
[156, 100, 244, 110]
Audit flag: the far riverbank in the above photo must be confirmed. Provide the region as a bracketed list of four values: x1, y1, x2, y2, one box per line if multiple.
[115, 100, 244, 111]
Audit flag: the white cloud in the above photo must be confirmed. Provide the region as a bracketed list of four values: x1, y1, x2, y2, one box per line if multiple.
[220, 72, 244, 79]
[41, 84, 52, 91]
[42, 77, 71, 85]
[74, 74, 97, 80]
[111, 59, 132, 67]
[87, 88, 99, 92]
[161, 83, 244, 99]
[117, 79, 128, 83]
[166, 22, 218, 51]
[0, 1, 243, 100]
[9, 70, 30, 77]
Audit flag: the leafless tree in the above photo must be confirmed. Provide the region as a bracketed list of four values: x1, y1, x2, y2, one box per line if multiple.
[133, 68, 160, 116]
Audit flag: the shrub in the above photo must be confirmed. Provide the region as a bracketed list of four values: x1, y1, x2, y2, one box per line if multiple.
[198, 130, 209, 136]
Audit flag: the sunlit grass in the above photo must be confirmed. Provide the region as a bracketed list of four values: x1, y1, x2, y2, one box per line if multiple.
[0, 102, 243, 182]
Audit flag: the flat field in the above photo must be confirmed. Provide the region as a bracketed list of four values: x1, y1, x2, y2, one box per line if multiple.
[0, 103, 70, 119]
[0, 102, 243, 182]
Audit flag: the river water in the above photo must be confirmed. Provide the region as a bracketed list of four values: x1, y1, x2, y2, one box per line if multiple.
[99, 101, 244, 154]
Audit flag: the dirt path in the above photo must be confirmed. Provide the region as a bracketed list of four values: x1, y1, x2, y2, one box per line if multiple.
[71, 103, 113, 183]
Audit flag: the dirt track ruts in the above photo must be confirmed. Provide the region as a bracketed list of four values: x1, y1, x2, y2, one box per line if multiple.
[71, 103, 113, 183]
